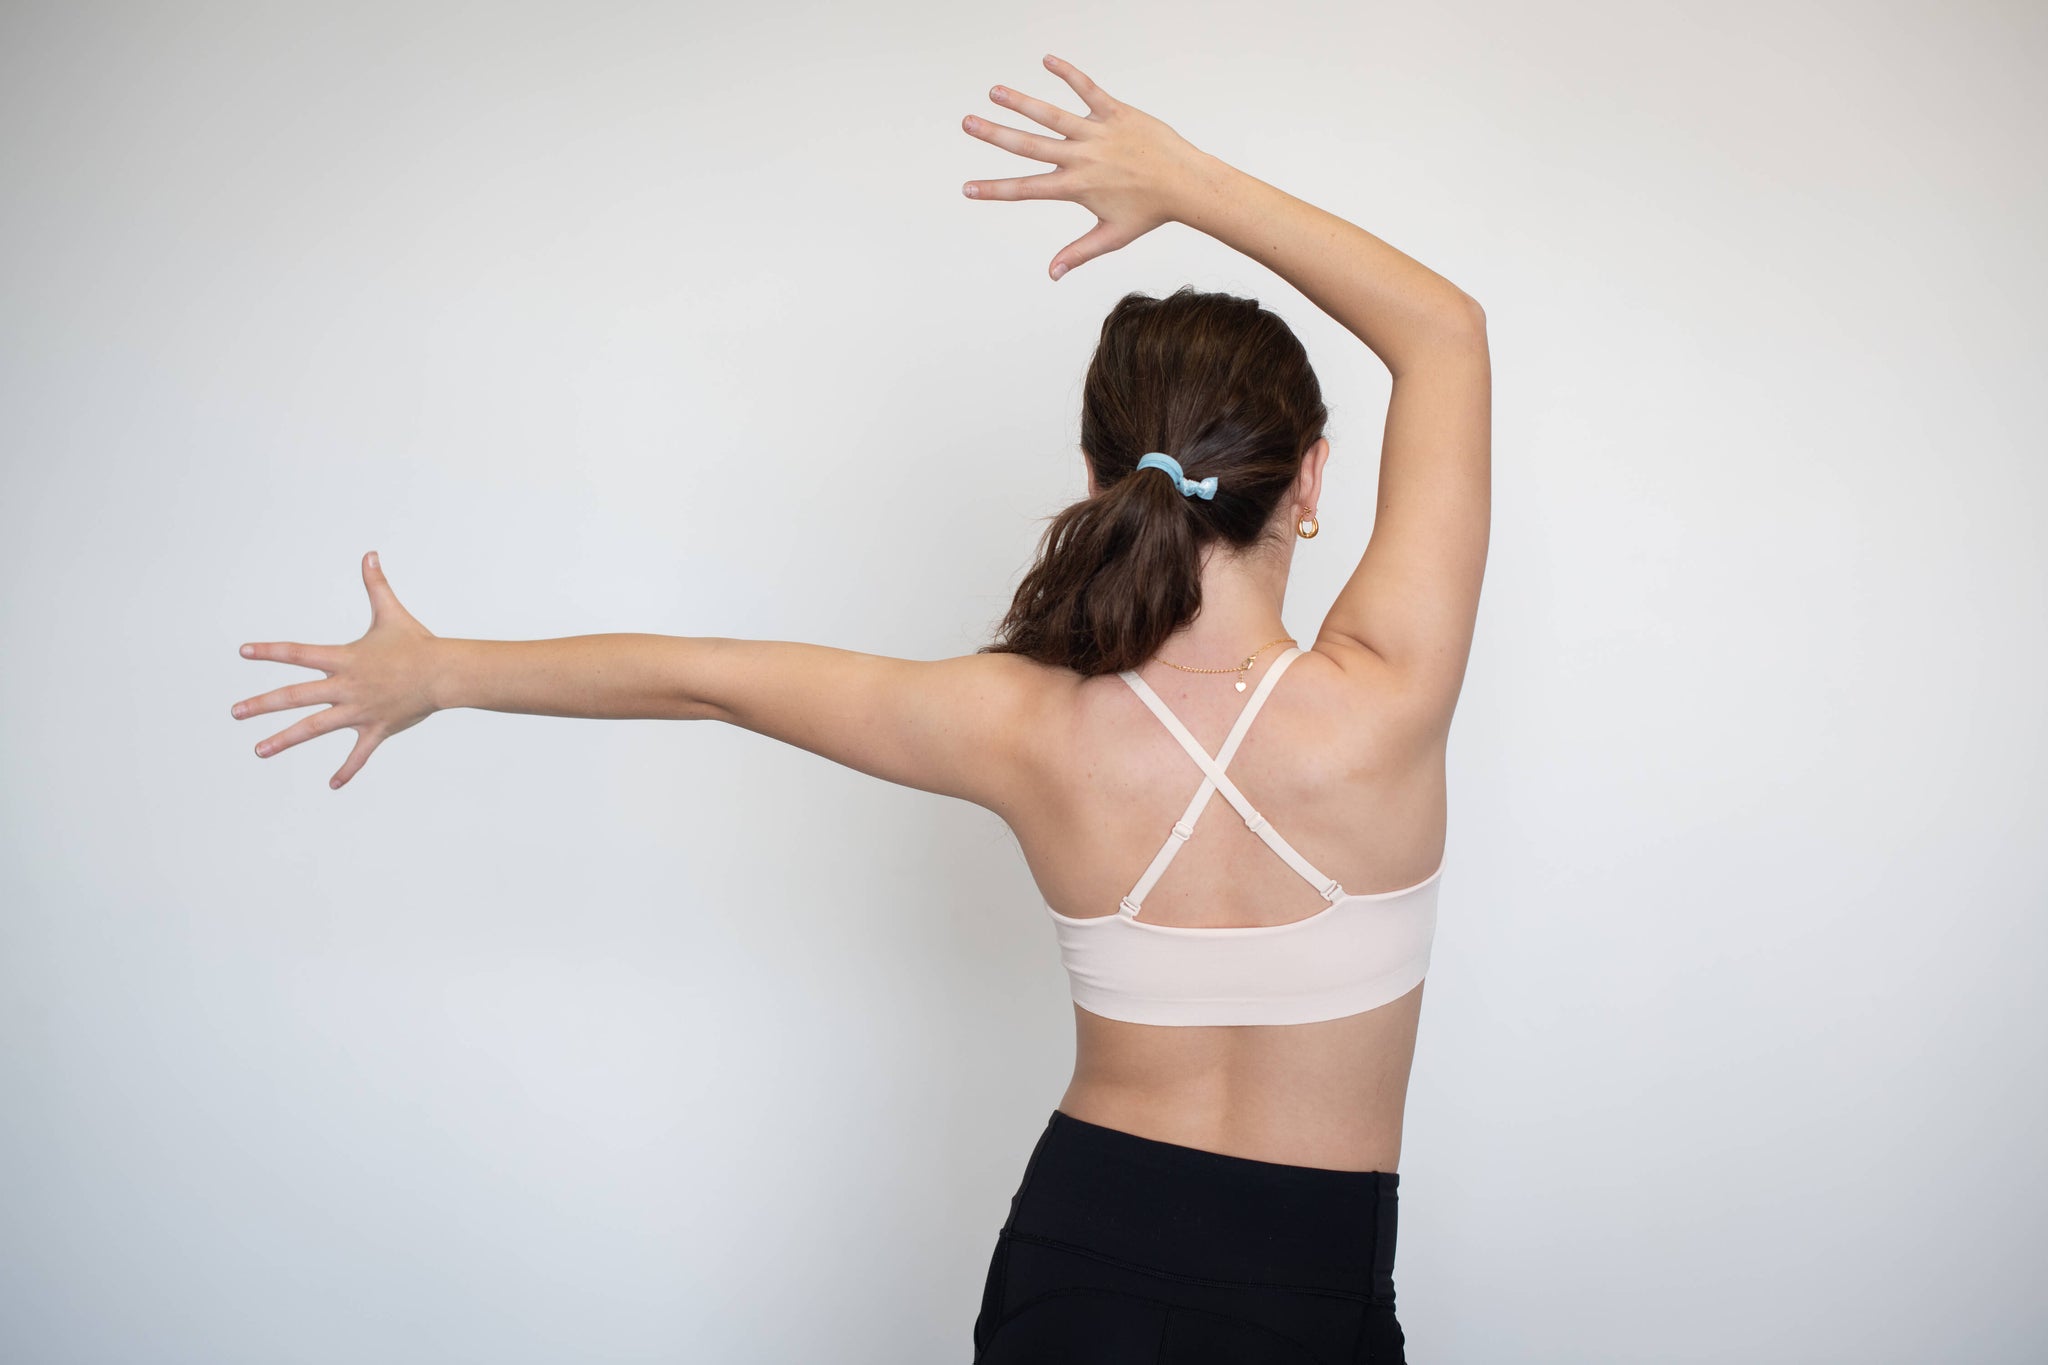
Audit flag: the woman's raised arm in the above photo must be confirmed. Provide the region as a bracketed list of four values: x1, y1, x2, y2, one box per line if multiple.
[1179, 158, 1491, 723]
[233, 551, 1048, 807]
[963, 54, 1490, 720]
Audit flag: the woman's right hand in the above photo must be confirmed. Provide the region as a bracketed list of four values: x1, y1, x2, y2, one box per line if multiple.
[232, 551, 443, 789]
[960, 54, 1222, 282]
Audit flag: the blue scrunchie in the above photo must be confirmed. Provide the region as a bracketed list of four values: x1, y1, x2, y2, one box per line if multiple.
[1135, 451, 1218, 501]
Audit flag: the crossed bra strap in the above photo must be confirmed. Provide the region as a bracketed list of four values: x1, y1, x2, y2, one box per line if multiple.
[1115, 644, 1345, 918]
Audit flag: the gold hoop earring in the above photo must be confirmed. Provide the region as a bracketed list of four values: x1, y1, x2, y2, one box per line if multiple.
[1295, 507, 1320, 540]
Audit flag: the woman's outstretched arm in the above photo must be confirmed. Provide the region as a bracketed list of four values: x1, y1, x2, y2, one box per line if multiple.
[964, 54, 1490, 722]
[233, 551, 1047, 807]
[435, 632, 1045, 810]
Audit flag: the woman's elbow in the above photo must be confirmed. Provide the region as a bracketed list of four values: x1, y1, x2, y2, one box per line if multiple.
[1450, 290, 1486, 342]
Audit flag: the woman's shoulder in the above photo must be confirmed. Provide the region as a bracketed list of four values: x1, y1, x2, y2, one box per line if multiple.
[1012, 637, 1444, 776]
[1292, 637, 1452, 744]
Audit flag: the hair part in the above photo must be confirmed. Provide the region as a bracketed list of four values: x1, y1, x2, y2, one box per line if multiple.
[981, 286, 1329, 676]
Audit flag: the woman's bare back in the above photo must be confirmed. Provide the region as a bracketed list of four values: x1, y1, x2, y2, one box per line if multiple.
[1000, 640, 1449, 1172]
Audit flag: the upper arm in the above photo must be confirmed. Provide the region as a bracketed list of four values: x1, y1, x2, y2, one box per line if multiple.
[1317, 297, 1491, 723]
[690, 638, 1051, 816]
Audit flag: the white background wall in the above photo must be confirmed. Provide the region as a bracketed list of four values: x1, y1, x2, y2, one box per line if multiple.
[3, 2, 2042, 1361]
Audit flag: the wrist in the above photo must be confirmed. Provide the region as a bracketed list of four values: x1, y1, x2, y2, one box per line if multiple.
[425, 637, 467, 712]
[1164, 147, 1246, 229]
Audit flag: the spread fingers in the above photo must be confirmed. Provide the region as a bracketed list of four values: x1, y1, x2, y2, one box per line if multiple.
[251, 706, 352, 760]
[961, 170, 1067, 201]
[232, 679, 336, 721]
[988, 83, 1085, 137]
[961, 113, 1065, 165]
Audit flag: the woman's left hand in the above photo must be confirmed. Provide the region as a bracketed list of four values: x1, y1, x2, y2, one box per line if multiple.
[231, 550, 442, 789]
[960, 54, 1217, 282]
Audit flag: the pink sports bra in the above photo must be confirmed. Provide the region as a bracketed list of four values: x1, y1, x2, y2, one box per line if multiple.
[1046, 644, 1442, 1027]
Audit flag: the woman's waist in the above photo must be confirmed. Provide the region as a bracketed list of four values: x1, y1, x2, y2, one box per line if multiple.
[1056, 1078, 1408, 1175]
[1061, 1013, 1420, 1172]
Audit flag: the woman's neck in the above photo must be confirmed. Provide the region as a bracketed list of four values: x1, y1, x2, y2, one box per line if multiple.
[1151, 545, 1296, 668]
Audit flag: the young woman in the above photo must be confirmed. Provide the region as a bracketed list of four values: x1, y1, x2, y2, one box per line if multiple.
[231, 54, 1488, 1365]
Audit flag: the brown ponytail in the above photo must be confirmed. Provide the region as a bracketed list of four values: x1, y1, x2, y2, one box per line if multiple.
[981, 286, 1330, 676]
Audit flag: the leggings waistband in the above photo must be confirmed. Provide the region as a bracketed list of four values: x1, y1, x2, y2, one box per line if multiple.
[1001, 1109, 1400, 1302]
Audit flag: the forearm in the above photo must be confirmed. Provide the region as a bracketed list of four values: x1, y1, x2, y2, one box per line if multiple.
[1169, 152, 1482, 377]
[429, 633, 726, 721]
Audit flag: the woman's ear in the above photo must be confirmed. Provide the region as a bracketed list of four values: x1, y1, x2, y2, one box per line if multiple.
[1299, 437, 1331, 511]
[1083, 451, 1100, 498]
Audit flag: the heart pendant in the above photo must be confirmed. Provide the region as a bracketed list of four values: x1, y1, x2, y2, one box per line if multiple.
[1235, 679, 1248, 692]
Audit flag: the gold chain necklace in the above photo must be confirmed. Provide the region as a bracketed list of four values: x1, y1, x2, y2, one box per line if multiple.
[1156, 636, 1296, 692]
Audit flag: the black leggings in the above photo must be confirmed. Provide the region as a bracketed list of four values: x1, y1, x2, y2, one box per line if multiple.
[972, 1109, 1407, 1364]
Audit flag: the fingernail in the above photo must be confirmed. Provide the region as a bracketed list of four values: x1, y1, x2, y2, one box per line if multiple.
[962, 182, 978, 198]
[256, 743, 270, 756]
[963, 115, 979, 130]
[240, 644, 253, 657]
[233, 704, 245, 718]
[329, 777, 341, 789]
[368, 551, 379, 568]
[990, 86, 1006, 102]
[1051, 261, 1068, 281]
